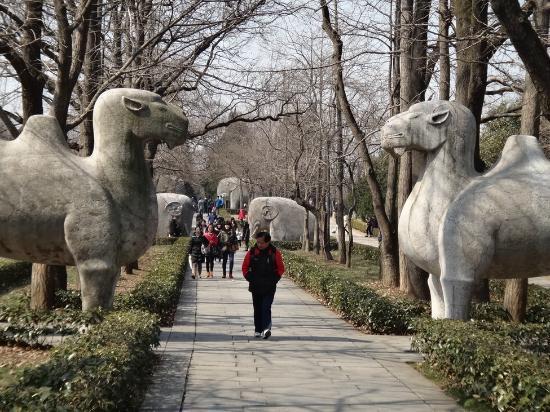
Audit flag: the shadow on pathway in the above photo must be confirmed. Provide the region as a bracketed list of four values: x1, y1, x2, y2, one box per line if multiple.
[141, 248, 461, 412]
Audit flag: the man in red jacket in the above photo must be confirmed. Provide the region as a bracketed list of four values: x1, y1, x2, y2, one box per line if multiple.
[242, 231, 285, 339]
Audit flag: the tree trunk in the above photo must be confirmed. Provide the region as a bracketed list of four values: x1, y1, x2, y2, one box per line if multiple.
[80, 0, 102, 156]
[30, 264, 57, 310]
[335, 96, 346, 264]
[455, 0, 489, 171]
[21, 1, 45, 121]
[346, 207, 355, 268]
[302, 210, 311, 251]
[438, 0, 450, 100]
[491, 0, 550, 121]
[320, 0, 399, 284]
[397, 0, 430, 299]
[319, 194, 333, 260]
[454, 0, 494, 303]
[503, 0, 548, 321]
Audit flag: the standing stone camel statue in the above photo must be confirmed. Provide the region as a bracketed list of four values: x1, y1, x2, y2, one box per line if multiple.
[381, 100, 550, 320]
[0, 89, 189, 310]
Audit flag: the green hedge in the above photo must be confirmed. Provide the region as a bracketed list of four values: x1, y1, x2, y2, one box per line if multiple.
[489, 280, 550, 323]
[115, 237, 190, 325]
[283, 251, 427, 334]
[0, 259, 32, 292]
[412, 319, 550, 411]
[0, 238, 190, 410]
[0, 310, 159, 411]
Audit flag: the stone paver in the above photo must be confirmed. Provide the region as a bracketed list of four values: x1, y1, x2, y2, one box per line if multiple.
[142, 248, 461, 411]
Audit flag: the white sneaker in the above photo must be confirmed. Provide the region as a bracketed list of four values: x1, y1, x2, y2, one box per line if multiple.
[254, 332, 261, 338]
[261, 329, 271, 339]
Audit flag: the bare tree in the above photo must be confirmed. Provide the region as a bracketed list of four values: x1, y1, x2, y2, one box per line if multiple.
[502, 0, 549, 322]
[491, 0, 550, 121]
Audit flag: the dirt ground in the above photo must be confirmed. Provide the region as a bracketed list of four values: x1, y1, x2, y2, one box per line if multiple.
[0, 244, 173, 380]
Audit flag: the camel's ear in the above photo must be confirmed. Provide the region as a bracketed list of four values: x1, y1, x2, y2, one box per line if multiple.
[122, 96, 146, 113]
[428, 109, 450, 125]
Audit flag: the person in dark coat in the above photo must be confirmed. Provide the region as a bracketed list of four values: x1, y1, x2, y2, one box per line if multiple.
[187, 227, 209, 279]
[220, 222, 239, 279]
[168, 216, 182, 237]
[242, 232, 285, 339]
[241, 220, 250, 250]
[203, 224, 219, 278]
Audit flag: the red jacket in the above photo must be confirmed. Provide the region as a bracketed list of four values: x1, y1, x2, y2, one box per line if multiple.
[242, 245, 285, 279]
[204, 232, 219, 246]
[238, 209, 247, 220]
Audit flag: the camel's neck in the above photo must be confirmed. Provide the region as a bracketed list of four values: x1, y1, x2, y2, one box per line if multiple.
[90, 119, 154, 202]
[420, 134, 478, 192]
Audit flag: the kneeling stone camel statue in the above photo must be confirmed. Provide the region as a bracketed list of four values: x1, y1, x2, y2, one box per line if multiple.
[0, 89, 189, 310]
[381, 100, 550, 320]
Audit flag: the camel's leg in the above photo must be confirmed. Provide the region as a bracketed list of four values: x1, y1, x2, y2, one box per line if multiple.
[440, 275, 474, 320]
[64, 208, 120, 311]
[77, 259, 120, 310]
[439, 220, 494, 320]
[428, 274, 445, 319]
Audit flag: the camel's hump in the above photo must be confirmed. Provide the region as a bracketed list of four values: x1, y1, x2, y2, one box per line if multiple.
[487, 135, 550, 176]
[12, 115, 70, 152]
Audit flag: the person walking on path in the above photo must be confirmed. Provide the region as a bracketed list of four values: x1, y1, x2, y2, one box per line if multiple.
[220, 222, 239, 279]
[197, 198, 205, 215]
[241, 220, 250, 250]
[203, 224, 219, 278]
[238, 203, 247, 221]
[242, 231, 285, 339]
[187, 227, 208, 279]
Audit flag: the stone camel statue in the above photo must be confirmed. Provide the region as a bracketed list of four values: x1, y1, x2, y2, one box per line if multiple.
[381, 100, 550, 320]
[0, 89, 189, 310]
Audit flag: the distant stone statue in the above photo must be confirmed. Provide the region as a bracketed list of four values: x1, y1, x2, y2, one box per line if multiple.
[156, 193, 194, 237]
[217, 177, 249, 209]
[381, 100, 550, 320]
[248, 197, 316, 242]
[0, 89, 189, 310]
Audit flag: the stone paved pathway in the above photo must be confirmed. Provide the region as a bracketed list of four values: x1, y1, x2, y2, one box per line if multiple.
[142, 248, 461, 411]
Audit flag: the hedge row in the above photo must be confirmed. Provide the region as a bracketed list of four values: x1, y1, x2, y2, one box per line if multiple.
[283, 251, 427, 334]
[0, 310, 160, 411]
[0, 259, 32, 292]
[115, 237, 190, 325]
[412, 319, 550, 411]
[0, 237, 190, 411]
[489, 280, 550, 324]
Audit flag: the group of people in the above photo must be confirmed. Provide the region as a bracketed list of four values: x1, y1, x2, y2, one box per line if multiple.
[196, 195, 228, 215]
[186, 206, 284, 340]
[187, 212, 251, 280]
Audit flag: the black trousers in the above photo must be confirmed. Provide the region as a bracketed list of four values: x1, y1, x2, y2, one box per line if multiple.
[252, 291, 275, 333]
[222, 251, 235, 275]
[205, 255, 215, 271]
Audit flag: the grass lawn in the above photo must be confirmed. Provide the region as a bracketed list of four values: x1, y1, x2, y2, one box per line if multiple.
[293, 249, 380, 283]
[290, 248, 415, 301]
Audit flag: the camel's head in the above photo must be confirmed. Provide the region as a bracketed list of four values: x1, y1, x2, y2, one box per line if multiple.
[96, 88, 189, 149]
[381, 101, 475, 157]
